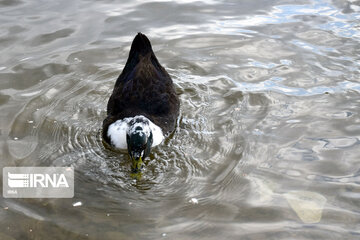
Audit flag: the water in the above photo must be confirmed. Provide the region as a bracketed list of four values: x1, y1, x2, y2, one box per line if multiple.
[0, 0, 359, 239]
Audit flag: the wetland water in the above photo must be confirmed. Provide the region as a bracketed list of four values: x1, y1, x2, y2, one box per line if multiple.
[0, 0, 360, 239]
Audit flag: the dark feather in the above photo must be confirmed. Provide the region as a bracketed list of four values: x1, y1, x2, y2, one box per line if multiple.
[103, 33, 180, 144]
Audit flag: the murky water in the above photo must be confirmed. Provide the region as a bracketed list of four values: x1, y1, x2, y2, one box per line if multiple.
[1, 0, 360, 239]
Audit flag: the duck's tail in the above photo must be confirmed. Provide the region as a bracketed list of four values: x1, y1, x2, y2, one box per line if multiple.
[129, 32, 153, 58]
[117, 33, 155, 82]
[116, 33, 163, 85]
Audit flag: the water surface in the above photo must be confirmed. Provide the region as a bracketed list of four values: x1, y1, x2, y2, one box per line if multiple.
[0, 0, 360, 239]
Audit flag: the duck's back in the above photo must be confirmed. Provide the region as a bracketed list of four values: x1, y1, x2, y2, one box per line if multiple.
[103, 33, 179, 138]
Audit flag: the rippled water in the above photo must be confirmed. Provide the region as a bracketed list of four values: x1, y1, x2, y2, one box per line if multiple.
[1, 0, 360, 239]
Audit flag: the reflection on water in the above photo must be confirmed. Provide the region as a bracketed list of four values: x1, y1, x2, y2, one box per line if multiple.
[0, 0, 360, 239]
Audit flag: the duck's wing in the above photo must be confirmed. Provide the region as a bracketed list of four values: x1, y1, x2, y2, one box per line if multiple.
[105, 33, 179, 132]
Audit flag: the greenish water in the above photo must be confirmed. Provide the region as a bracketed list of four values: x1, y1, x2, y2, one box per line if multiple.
[0, 0, 360, 239]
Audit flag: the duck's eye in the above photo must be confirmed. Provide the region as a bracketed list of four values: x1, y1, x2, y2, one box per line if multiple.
[135, 126, 142, 131]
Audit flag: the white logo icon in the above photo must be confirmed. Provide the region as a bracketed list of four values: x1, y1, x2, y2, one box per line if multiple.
[8, 173, 30, 188]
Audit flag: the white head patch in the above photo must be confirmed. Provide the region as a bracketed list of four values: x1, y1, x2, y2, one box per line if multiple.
[107, 115, 164, 150]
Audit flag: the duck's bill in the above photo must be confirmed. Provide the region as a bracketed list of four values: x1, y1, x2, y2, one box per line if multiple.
[131, 156, 143, 172]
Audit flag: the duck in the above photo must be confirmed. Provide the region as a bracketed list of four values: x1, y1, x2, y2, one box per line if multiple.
[102, 33, 180, 172]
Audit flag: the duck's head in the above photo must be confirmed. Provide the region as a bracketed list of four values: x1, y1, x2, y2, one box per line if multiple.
[126, 118, 153, 172]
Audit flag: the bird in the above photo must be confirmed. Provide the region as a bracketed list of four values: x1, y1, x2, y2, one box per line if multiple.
[102, 33, 180, 172]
